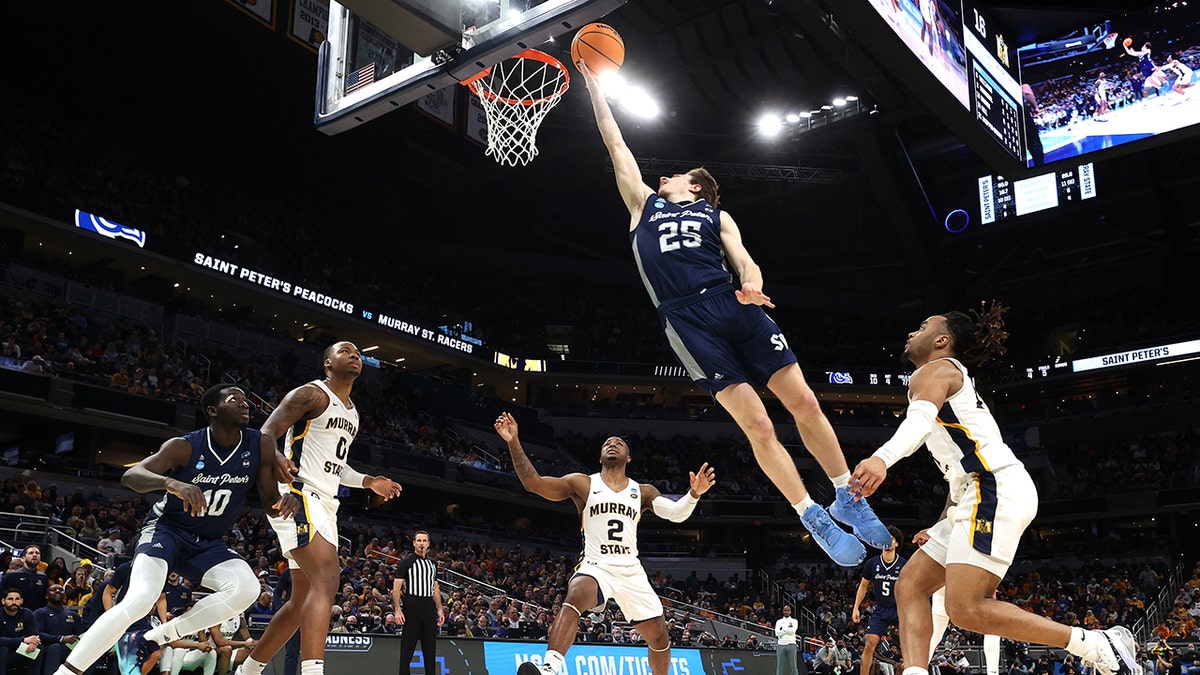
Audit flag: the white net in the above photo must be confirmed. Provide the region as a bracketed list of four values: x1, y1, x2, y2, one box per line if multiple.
[1103, 33, 1118, 49]
[466, 50, 570, 166]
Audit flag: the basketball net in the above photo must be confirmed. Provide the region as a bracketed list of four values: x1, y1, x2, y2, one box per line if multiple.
[1102, 32, 1119, 50]
[462, 50, 570, 166]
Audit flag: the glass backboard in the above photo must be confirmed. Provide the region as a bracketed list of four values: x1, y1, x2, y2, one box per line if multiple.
[316, 0, 625, 135]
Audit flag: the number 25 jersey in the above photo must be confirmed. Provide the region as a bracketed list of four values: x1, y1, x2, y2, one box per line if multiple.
[283, 379, 359, 500]
[631, 194, 731, 308]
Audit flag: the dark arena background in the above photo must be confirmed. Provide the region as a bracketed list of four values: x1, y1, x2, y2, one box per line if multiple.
[1, 1, 1199, 674]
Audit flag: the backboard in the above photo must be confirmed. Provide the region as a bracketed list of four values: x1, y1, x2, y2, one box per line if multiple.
[316, 0, 625, 135]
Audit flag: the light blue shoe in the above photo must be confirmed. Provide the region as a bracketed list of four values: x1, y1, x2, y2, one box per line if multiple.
[830, 487, 893, 549]
[800, 503, 866, 566]
[114, 630, 159, 675]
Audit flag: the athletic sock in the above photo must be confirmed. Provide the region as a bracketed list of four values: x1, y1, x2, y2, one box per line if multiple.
[144, 621, 181, 646]
[300, 659, 324, 675]
[903, 668, 929, 675]
[543, 650, 565, 675]
[239, 657, 268, 675]
[1065, 627, 1090, 657]
[830, 472, 851, 490]
[792, 495, 816, 516]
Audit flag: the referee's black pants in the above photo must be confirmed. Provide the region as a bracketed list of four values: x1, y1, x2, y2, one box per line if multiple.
[399, 596, 437, 675]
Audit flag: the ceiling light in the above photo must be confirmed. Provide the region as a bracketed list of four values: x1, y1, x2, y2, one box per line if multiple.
[801, 111, 812, 118]
[785, 113, 800, 123]
[362, 345, 379, 353]
[846, 95, 859, 101]
[758, 114, 783, 136]
[395, 358, 406, 362]
[822, 104, 834, 110]
[833, 98, 847, 107]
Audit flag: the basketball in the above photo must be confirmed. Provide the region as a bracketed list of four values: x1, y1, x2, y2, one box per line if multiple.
[1124, 37, 1133, 47]
[571, 23, 624, 75]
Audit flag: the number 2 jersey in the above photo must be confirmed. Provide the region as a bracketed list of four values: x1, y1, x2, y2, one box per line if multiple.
[282, 379, 359, 500]
[581, 473, 642, 566]
[631, 194, 731, 309]
[149, 427, 261, 540]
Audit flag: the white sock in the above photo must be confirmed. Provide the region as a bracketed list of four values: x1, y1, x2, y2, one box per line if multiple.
[793, 495, 816, 515]
[239, 657, 268, 675]
[144, 621, 181, 646]
[903, 668, 929, 675]
[543, 650, 565, 674]
[830, 472, 851, 490]
[984, 634, 1001, 675]
[301, 659, 324, 675]
[1065, 627, 1090, 657]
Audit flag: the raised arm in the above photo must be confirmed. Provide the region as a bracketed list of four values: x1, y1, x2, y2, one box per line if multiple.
[851, 360, 962, 497]
[644, 462, 716, 522]
[718, 211, 774, 309]
[578, 62, 654, 223]
[122, 437, 207, 516]
[493, 412, 588, 507]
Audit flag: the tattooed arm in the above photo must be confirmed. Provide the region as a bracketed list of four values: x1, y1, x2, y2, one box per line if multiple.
[260, 383, 328, 483]
[493, 412, 588, 510]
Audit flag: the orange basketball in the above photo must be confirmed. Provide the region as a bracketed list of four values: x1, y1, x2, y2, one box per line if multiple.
[571, 23, 624, 75]
[1123, 37, 1133, 47]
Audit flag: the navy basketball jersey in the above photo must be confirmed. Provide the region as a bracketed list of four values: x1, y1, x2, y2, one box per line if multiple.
[630, 194, 730, 308]
[149, 427, 261, 539]
[862, 554, 906, 609]
[1140, 53, 1156, 77]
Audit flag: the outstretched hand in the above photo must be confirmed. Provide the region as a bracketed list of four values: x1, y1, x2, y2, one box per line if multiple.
[369, 476, 403, 501]
[912, 528, 932, 546]
[494, 412, 519, 443]
[576, 59, 600, 90]
[273, 492, 300, 519]
[689, 462, 717, 497]
[850, 457, 887, 499]
[734, 282, 774, 308]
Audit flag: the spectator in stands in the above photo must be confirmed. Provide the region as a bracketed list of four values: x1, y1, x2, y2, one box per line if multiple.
[0, 588, 39, 674]
[63, 565, 91, 607]
[33, 584, 81, 675]
[77, 516, 102, 548]
[0, 545, 48, 611]
[96, 527, 126, 563]
[249, 592, 274, 618]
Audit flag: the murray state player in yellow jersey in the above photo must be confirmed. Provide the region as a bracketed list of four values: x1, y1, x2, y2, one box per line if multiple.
[237, 341, 403, 675]
[850, 303, 1139, 675]
[494, 412, 716, 675]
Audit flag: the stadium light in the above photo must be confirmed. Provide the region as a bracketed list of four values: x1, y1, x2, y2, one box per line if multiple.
[758, 114, 783, 136]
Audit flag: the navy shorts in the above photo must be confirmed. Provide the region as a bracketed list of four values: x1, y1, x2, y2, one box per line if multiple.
[866, 606, 899, 636]
[660, 290, 798, 396]
[134, 519, 243, 584]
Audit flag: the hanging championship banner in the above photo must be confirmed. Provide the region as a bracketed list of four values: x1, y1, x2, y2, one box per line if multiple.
[464, 92, 487, 147]
[290, 0, 329, 52]
[226, 0, 276, 27]
[416, 88, 457, 129]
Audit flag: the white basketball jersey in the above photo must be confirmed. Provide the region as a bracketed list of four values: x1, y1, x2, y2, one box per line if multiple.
[913, 358, 1021, 496]
[581, 473, 642, 566]
[219, 615, 241, 640]
[281, 379, 359, 500]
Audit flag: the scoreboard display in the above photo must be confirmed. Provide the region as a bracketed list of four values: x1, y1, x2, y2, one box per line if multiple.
[978, 162, 1096, 224]
[961, 0, 1025, 163]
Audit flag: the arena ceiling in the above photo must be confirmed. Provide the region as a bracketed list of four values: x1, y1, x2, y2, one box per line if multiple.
[10, 1, 1196, 318]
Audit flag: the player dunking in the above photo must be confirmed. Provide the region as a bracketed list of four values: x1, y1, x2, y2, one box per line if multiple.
[494, 412, 716, 675]
[52, 385, 296, 675]
[236, 342, 403, 675]
[853, 525, 906, 675]
[579, 62, 890, 567]
[850, 303, 1140, 675]
[1125, 41, 1169, 99]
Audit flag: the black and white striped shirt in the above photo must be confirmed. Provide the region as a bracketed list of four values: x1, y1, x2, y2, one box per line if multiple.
[396, 554, 437, 598]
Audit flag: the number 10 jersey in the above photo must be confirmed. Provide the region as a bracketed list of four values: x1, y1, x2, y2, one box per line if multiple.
[150, 427, 261, 540]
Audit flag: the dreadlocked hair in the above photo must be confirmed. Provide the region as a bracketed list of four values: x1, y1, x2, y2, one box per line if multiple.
[941, 300, 1009, 366]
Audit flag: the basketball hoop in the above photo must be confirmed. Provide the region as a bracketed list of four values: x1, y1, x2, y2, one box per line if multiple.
[1102, 32, 1119, 50]
[461, 50, 570, 166]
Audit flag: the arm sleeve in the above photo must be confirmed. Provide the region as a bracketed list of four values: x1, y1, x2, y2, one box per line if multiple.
[338, 465, 368, 488]
[651, 493, 699, 523]
[872, 399, 940, 468]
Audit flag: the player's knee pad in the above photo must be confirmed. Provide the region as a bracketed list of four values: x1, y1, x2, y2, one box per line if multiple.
[204, 560, 261, 609]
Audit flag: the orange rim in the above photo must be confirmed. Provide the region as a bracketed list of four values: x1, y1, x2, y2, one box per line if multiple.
[460, 49, 570, 106]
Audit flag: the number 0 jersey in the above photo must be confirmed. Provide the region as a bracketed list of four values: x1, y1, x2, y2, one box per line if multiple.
[150, 427, 261, 540]
[282, 379, 359, 500]
[913, 358, 1022, 499]
[631, 194, 731, 308]
[581, 473, 642, 566]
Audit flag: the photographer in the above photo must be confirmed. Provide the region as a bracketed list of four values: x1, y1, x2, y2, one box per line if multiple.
[1158, 648, 1179, 675]
[1007, 656, 1030, 675]
[1060, 654, 1080, 675]
[1032, 653, 1054, 675]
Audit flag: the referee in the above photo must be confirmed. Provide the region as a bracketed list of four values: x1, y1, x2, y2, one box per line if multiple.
[392, 531, 444, 675]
